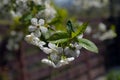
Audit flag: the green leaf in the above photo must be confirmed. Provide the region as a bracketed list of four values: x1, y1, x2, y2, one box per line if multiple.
[78, 38, 98, 53]
[72, 22, 88, 38]
[47, 31, 69, 41]
[49, 38, 69, 43]
[66, 20, 74, 37]
[66, 20, 74, 33]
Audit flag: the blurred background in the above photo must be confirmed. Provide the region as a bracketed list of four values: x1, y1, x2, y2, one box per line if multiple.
[0, 0, 120, 80]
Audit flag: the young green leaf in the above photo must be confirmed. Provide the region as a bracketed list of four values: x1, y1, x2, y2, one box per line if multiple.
[66, 20, 74, 33]
[66, 20, 74, 37]
[49, 38, 69, 43]
[78, 38, 98, 53]
[47, 31, 69, 41]
[72, 22, 88, 38]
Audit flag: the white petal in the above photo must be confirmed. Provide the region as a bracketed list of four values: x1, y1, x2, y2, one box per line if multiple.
[56, 59, 68, 68]
[10, 31, 16, 36]
[39, 19, 45, 26]
[66, 57, 75, 62]
[50, 53, 59, 61]
[33, 0, 42, 5]
[41, 47, 52, 54]
[38, 41, 46, 48]
[77, 34, 83, 39]
[85, 26, 92, 34]
[48, 43, 56, 49]
[28, 25, 37, 32]
[64, 47, 74, 56]
[32, 37, 40, 46]
[40, 26, 48, 34]
[74, 43, 82, 49]
[75, 50, 80, 57]
[25, 34, 33, 43]
[57, 47, 63, 54]
[33, 29, 41, 37]
[31, 18, 38, 26]
[99, 23, 106, 32]
[41, 58, 56, 68]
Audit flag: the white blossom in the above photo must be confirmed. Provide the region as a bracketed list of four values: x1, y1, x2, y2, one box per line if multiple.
[98, 23, 106, 32]
[99, 30, 117, 41]
[85, 26, 92, 34]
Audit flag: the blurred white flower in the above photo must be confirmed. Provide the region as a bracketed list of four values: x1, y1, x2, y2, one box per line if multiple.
[10, 31, 17, 36]
[98, 23, 106, 32]
[77, 34, 83, 39]
[33, 0, 42, 5]
[85, 26, 92, 34]
[10, 10, 22, 18]
[99, 30, 117, 41]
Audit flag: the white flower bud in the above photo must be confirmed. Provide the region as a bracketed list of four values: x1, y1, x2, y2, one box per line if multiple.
[67, 57, 75, 62]
[25, 35, 33, 43]
[41, 58, 56, 68]
[75, 49, 80, 57]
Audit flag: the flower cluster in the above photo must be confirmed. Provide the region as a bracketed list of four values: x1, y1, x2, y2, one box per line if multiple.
[11, 0, 56, 22]
[25, 18, 85, 68]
